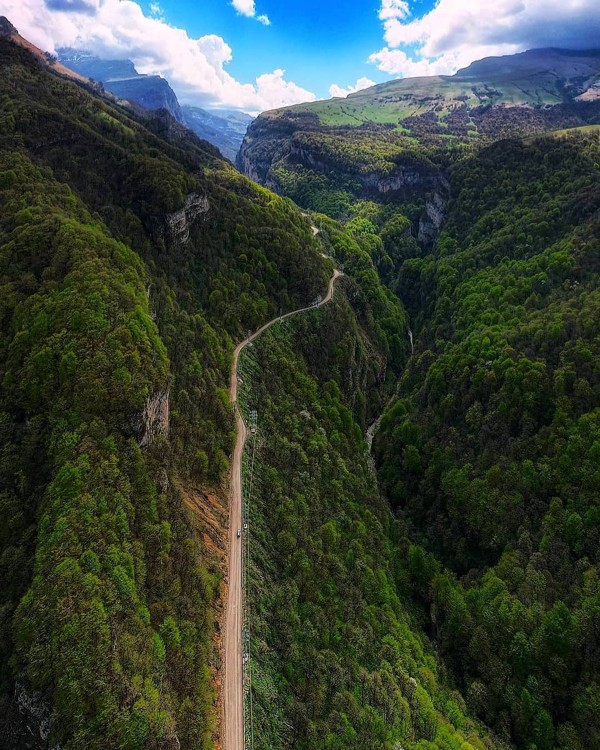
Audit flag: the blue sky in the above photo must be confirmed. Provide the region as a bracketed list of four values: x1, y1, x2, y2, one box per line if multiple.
[147, 0, 424, 96]
[5, 0, 600, 112]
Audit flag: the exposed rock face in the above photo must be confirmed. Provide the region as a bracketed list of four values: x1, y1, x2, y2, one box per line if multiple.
[237, 143, 280, 189]
[166, 193, 209, 244]
[0, 16, 17, 37]
[1, 679, 60, 750]
[181, 106, 253, 162]
[418, 189, 448, 245]
[360, 167, 439, 195]
[139, 389, 170, 447]
[57, 49, 185, 123]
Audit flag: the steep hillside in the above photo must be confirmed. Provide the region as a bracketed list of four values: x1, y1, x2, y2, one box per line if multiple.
[236, 45, 600, 750]
[375, 133, 600, 750]
[0, 16, 89, 84]
[58, 48, 185, 123]
[3, 14, 600, 750]
[57, 48, 253, 160]
[290, 48, 600, 125]
[0, 33, 328, 750]
[0, 25, 505, 750]
[236, 264, 503, 750]
[237, 48, 600, 221]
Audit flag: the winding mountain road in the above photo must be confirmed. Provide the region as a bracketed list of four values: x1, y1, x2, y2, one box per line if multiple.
[224, 267, 342, 750]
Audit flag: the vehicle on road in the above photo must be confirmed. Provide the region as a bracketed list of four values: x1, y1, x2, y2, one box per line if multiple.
[237, 528, 241, 538]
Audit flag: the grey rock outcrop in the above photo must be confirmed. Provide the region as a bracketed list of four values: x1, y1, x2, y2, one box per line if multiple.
[418, 189, 448, 244]
[0, 16, 17, 37]
[361, 167, 437, 195]
[1, 679, 60, 750]
[166, 193, 209, 244]
[139, 389, 169, 447]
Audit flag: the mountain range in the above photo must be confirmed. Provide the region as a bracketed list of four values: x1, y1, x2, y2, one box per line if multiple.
[56, 48, 253, 161]
[291, 47, 600, 125]
[238, 47, 600, 222]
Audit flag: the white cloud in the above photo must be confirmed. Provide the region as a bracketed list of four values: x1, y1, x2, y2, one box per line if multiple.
[256, 69, 315, 110]
[368, 44, 519, 78]
[3, 0, 314, 112]
[231, 0, 255, 17]
[231, 0, 270, 25]
[378, 0, 409, 22]
[370, 0, 600, 78]
[148, 2, 164, 21]
[329, 76, 376, 98]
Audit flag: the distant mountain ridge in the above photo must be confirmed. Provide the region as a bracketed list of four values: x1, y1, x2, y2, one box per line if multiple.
[180, 106, 253, 162]
[58, 48, 184, 123]
[57, 48, 253, 160]
[237, 47, 600, 220]
[266, 47, 600, 126]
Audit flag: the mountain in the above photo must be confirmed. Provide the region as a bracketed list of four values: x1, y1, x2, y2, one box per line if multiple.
[181, 106, 253, 161]
[235, 46, 600, 750]
[264, 48, 600, 127]
[2, 15, 600, 750]
[374, 132, 600, 750]
[0, 21, 505, 750]
[57, 49, 253, 160]
[0, 26, 329, 750]
[237, 48, 600, 221]
[58, 48, 185, 123]
[0, 16, 90, 85]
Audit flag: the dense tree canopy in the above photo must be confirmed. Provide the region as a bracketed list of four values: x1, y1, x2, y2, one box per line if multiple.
[237, 287, 500, 750]
[1, 26, 599, 750]
[376, 133, 600, 750]
[0, 36, 329, 749]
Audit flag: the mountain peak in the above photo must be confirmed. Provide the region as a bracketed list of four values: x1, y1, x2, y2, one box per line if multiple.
[456, 46, 600, 79]
[0, 16, 18, 38]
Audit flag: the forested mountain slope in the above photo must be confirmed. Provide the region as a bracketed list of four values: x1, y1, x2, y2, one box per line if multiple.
[0, 34, 328, 749]
[237, 49, 600, 221]
[56, 48, 253, 161]
[236, 265, 502, 750]
[375, 133, 600, 750]
[2, 15, 600, 750]
[0, 27, 504, 750]
[236, 38, 600, 747]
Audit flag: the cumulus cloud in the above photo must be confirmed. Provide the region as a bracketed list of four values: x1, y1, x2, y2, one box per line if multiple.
[329, 76, 376, 98]
[231, 0, 255, 16]
[3, 0, 313, 112]
[149, 2, 164, 21]
[256, 69, 315, 109]
[45, 0, 99, 12]
[378, 0, 409, 22]
[370, 0, 600, 78]
[231, 0, 270, 25]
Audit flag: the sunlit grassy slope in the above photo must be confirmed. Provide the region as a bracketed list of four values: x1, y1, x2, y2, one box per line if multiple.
[272, 48, 600, 128]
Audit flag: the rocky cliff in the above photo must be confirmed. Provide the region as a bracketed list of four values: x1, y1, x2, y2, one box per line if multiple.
[236, 47, 600, 229]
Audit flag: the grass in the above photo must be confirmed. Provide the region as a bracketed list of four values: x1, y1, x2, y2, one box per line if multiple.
[274, 67, 583, 128]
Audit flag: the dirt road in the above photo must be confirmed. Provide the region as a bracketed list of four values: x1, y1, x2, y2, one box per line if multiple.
[224, 268, 341, 750]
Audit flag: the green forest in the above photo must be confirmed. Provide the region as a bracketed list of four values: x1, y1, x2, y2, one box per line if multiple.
[1, 21, 600, 750]
[240, 82, 600, 749]
[236, 282, 501, 750]
[0, 36, 328, 749]
[375, 133, 600, 750]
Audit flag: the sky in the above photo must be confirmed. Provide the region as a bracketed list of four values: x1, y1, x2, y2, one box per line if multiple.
[2, 0, 600, 113]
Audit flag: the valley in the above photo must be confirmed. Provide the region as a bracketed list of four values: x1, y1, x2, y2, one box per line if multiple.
[0, 13, 599, 750]
[225, 266, 341, 750]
